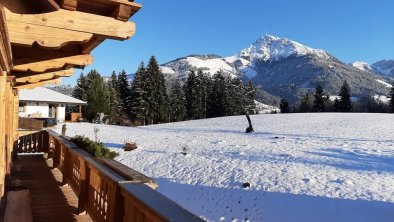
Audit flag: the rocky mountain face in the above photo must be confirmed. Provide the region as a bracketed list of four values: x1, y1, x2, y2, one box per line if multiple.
[371, 60, 394, 77]
[160, 35, 391, 104]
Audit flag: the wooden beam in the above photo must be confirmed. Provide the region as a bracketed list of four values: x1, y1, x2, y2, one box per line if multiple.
[6, 76, 15, 82]
[5, 8, 136, 40]
[58, 0, 77, 11]
[13, 54, 93, 73]
[0, 6, 13, 73]
[112, 4, 132, 22]
[15, 68, 74, 83]
[7, 20, 93, 49]
[95, 0, 142, 9]
[15, 78, 61, 89]
[12, 45, 81, 65]
[82, 37, 105, 54]
[0, 0, 60, 14]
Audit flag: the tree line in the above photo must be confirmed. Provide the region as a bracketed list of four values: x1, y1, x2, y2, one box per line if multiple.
[280, 80, 394, 113]
[73, 56, 257, 125]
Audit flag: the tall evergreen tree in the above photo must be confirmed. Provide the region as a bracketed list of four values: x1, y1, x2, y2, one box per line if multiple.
[335, 80, 352, 112]
[184, 71, 199, 119]
[280, 99, 291, 113]
[146, 56, 169, 124]
[230, 77, 247, 115]
[130, 63, 148, 125]
[73, 72, 88, 101]
[110, 71, 118, 92]
[169, 79, 187, 122]
[84, 70, 111, 121]
[299, 93, 314, 112]
[207, 72, 227, 117]
[117, 69, 131, 114]
[313, 84, 325, 112]
[195, 70, 212, 119]
[107, 72, 128, 125]
[389, 85, 394, 113]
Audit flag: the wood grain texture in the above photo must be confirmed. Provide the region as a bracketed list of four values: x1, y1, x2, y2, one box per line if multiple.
[0, 7, 13, 73]
[13, 54, 93, 73]
[4, 190, 32, 222]
[15, 78, 61, 89]
[10, 154, 93, 222]
[7, 20, 93, 49]
[5, 8, 136, 40]
[15, 68, 74, 83]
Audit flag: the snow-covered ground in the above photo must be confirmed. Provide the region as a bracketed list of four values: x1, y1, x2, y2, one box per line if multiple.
[55, 113, 394, 222]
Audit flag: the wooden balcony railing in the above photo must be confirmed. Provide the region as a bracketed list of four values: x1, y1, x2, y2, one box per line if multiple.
[15, 129, 204, 222]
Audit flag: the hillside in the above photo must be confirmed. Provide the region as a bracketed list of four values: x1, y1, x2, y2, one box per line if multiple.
[56, 114, 394, 222]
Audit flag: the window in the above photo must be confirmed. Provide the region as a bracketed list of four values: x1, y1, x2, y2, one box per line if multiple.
[19, 102, 26, 112]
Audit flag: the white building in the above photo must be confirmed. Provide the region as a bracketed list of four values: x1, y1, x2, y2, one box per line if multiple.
[19, 87, 86, 123]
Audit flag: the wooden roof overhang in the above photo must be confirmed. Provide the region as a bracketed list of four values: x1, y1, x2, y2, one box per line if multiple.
[0, 0, 141, 89]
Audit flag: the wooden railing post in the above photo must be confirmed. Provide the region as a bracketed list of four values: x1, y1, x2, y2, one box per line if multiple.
[43, 131, 49, 154]
[61, 146, 69, 185]
[77, 157, 88, 214]
[53, 139, 61, 168]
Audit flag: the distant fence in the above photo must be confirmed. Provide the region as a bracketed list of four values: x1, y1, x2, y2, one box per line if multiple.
[19, 118, 43, 130]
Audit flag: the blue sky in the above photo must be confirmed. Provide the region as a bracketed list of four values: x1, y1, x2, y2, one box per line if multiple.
[63, 0, 394, 85]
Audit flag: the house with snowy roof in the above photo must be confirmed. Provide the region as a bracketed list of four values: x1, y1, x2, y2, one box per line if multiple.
[19, 87, 86, 123]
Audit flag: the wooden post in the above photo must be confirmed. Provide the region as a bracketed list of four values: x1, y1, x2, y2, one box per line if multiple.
[77, 157, 87, 214]
[0, 75, 6, 197]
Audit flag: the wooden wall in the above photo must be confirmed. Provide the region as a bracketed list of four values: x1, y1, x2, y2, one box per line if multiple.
[0, 75, 17, 198]
[0, 4, 14, 199]
[0, 74, 6, 197]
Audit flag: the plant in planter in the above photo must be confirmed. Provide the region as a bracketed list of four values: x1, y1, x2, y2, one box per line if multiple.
[70, 135, 118, 159]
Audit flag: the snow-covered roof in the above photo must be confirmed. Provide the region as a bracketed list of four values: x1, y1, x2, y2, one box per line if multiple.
[19, 87, 86, 105]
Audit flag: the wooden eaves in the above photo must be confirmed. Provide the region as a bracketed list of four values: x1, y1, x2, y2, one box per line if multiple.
[0, 0, 141, 89]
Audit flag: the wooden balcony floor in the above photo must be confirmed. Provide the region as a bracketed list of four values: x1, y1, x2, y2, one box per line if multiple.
[10, 154, 92, 222]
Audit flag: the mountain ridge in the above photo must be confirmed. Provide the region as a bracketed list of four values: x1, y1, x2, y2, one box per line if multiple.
[160, 35, 391, 104]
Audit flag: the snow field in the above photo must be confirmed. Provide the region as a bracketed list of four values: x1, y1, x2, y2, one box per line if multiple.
[55, 113, 394, 222]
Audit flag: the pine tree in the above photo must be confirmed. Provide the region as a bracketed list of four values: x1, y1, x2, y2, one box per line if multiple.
[299, 93, 314, 112]
[84, 70, 111, 121]
[117, 69, 131, 114]
[390, 85, 394, 113]
[169, 79, 187, 122]
[280, 99, 291, 113]
[110, 71, 118, 92]
[146, 56, 169, 124]
[73, 72, 88, 101]
[184, 71, 199, 119]
[107, 72, 128, 125]
[336, 80, 352, 112]
[313, 84, 325, 112]
[195, 70, 212, 119]
[230, 77, 246, 115]
[85, 69, 101, 85]
[207, 72, 227, 117]
[333, 98, 340, 112]
[130, 63, 148, 125]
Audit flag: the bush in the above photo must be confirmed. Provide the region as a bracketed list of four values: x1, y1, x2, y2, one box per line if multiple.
[70, 135, 119, 159]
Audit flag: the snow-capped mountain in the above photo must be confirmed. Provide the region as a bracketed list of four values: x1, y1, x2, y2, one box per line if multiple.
[238, 35, 331, 62]
[160, 35, 389, 103]
[350, 61, 373, 72]
[161, 54, 238, 79]
[371, 60, 394, 77]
